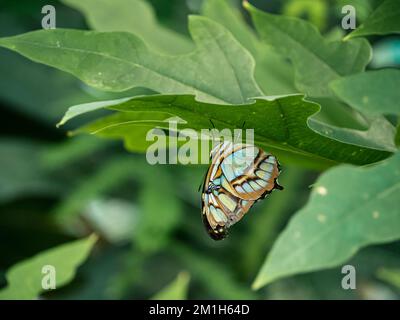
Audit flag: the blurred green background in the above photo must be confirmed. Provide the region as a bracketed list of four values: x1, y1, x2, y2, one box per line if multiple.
[0, 0, 399, 299]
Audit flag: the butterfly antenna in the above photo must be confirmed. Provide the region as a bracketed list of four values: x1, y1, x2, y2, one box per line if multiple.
[209, 119, 216, 129]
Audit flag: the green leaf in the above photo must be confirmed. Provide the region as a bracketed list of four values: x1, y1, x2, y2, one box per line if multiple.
[60, 94, 393, 169]
[202, 0, 296, 95]
[0, 16, 261, 104]
[330, 69, 400, 116]
[346, 0, 400, 39]
[245, 1, 371, 97]
[62, 0, 193, 54]
[377, 268, 400, 289]
[0, 235, 97, 299]
[151, 271, 190, 300]
[308, 116, 397, 153]
[252, 152, 400, 289]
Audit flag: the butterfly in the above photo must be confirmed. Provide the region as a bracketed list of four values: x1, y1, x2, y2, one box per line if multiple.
[201, 141, 283, 240]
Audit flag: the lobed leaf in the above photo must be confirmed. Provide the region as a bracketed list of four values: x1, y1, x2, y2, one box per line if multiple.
[245, 1, 372, 98]
[330, 69, 400, 116]
[0, 16, 261, 105]
[202, 0, 296, 95]
[59, 94, 393, 169]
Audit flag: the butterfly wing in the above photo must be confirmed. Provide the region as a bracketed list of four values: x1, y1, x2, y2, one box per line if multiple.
[221, 145, 281, 201]
[201, 142, 282, 240]
[202, 181, 255, 240]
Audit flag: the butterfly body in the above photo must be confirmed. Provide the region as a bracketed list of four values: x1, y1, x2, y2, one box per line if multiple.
[201, 141, 282, 240]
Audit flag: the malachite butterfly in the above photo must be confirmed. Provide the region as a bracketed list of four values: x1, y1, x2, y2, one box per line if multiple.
[201, 141, 283, 240]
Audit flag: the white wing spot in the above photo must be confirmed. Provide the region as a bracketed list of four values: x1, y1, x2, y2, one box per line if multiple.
[372, 211, 380, 219]
[316, 186, 328, 196]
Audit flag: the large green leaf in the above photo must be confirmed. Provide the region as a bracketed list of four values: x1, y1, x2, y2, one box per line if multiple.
[202, 0, 296, 95]
[151, 271, 190, 300]
[330, 69, 400, 116]
[59, 94, 393, 169]
[0, 235, 97, 299]
[346, 0, 400, 39]
[62, 0, 193, 54]
[0, 16, 261, 104]
[335, 0, 384, 23]
[245, 2, 371, 98]
[253, 152, 400, 289]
